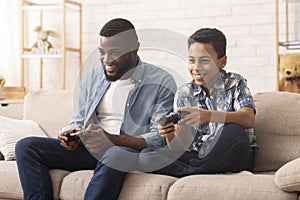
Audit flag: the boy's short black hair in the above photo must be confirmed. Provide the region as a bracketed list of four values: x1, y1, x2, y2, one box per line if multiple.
[99, 18, 138, 42]
[188, 28, 226, 59]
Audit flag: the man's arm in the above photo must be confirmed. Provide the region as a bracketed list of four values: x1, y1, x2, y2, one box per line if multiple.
[58, 73, 89, 134]
[78, 124, 147, 153]
[139, 74, 177, 148]
[106, 134, 147, 151]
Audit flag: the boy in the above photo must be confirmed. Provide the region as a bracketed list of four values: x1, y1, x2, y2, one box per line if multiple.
[155, 28, 256, 177]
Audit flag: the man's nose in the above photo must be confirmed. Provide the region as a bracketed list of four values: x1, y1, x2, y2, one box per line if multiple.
[102, 54, 113, 65]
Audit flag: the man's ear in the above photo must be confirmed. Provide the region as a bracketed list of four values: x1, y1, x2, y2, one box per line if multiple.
[132, 42, 140, 52]
[220, 55, 227, 69]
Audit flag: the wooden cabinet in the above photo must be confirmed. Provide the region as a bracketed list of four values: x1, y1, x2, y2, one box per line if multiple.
[275, 0, 300, 91]
[20, 0, 82, 90]
[0, 100, 24, 120]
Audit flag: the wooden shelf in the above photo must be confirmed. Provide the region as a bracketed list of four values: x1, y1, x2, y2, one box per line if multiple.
[275, 0, 300, 91]
[22, 54, 63, 58]
[20, 0, 82, 90]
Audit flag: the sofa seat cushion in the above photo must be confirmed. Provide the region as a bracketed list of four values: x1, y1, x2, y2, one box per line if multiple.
[49, 169, 71, 200]
[118, 173, 177, 200]
[167, 173, 297, 200]
[0, 161, 23, 199]
[59, 171, 177, 200]
[0, 161, 70, 200]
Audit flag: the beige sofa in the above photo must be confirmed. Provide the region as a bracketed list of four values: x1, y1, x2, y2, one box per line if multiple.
[0, 90, 300, 200]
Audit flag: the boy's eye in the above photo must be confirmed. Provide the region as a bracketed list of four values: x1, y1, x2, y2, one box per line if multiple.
[199, 59, 210, 64]
[188, 58, 195, 63]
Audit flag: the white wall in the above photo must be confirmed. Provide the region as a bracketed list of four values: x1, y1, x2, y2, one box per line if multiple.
[5, 0, 300, 94]
[0, 0, 19, 86]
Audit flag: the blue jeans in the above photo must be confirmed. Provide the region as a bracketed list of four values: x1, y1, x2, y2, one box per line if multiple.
[143, 123, 254, 177]
[15, 137, 139, 200]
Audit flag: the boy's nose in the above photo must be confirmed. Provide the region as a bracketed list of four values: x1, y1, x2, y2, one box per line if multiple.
[193, 62, 202, 70]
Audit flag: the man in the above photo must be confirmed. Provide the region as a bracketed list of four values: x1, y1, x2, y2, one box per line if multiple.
[15, 18, 176, 200]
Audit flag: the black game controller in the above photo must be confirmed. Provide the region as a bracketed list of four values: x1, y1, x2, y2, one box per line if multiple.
[159, 111, 189, 126]
[65, 131, 80, 142]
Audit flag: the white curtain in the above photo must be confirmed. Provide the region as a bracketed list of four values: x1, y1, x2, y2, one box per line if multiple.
[0, 0, 19, 86]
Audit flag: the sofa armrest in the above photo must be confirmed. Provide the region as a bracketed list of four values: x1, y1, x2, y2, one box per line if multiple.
[275, 157, 300, 192]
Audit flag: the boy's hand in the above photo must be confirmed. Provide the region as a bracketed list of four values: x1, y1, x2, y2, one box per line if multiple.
[177, 107, 210, 127]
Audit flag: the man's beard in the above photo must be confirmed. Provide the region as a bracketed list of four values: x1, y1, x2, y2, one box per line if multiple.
[103, 56, 134, 82]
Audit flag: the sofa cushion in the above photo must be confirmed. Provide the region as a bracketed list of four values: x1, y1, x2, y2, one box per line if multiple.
[23, 90, 73, 138]
[49, 169, 71, 200]
[275, 157, 300, 192]
[253, 92, 300, 172]
[0, 161, 23, 199]
[167, 173, 296, 200]
[0, 115, 46, 160]
[118, 173, 177, 200]
[0, 161, 70, 200]
[59, 171, 177, 200]
[59, 170, 92, 200]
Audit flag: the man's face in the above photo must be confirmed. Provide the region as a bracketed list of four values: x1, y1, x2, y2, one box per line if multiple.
[188, 42, 226, 89]
[98, 35, 137, 81]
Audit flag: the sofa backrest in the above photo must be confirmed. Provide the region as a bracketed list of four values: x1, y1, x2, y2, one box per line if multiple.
[23, 90, 300, 172]
[253, 91, 300, 172]
[23, 90, 73, 138]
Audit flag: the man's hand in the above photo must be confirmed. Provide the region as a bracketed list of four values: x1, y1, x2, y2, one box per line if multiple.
[78, 124, 114, 159]
[155, 117, 194, 151]
[58, 126, 81, 151]
[155, 117, 176, 142]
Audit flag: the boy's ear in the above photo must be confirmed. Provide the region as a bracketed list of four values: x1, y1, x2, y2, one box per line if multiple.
[219, 55, 227, 69]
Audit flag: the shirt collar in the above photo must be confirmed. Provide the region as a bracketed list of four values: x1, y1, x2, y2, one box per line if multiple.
[191, 69, 226, 97]
[130, 56, 144, 84]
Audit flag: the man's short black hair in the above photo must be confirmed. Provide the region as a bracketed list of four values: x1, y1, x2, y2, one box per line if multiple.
[99, 18, 138, 41]
[188, 28, 226, 59]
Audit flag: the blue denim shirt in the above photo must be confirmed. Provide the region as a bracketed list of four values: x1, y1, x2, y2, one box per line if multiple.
[59, 59, 177, 148]
[175, 69, 256, 156]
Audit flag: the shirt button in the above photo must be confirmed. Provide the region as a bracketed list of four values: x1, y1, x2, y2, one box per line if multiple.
[127, 103, 130, 107]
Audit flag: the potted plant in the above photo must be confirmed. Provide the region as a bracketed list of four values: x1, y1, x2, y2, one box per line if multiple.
[0, 75, 6, 99]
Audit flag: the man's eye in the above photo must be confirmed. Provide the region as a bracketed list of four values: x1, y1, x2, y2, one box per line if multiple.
[110, 51, 122, 57]
[98, 49, 105, 55]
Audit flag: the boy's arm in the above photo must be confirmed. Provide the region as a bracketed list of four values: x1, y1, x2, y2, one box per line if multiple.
[178, 106, 255, 129]
[211, 107, 255, 128]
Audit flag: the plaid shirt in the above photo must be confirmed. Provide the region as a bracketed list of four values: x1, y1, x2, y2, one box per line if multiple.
[175, 69, 256, 157]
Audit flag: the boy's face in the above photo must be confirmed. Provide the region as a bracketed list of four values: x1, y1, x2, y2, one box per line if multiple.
[188, 42, 226, 89]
